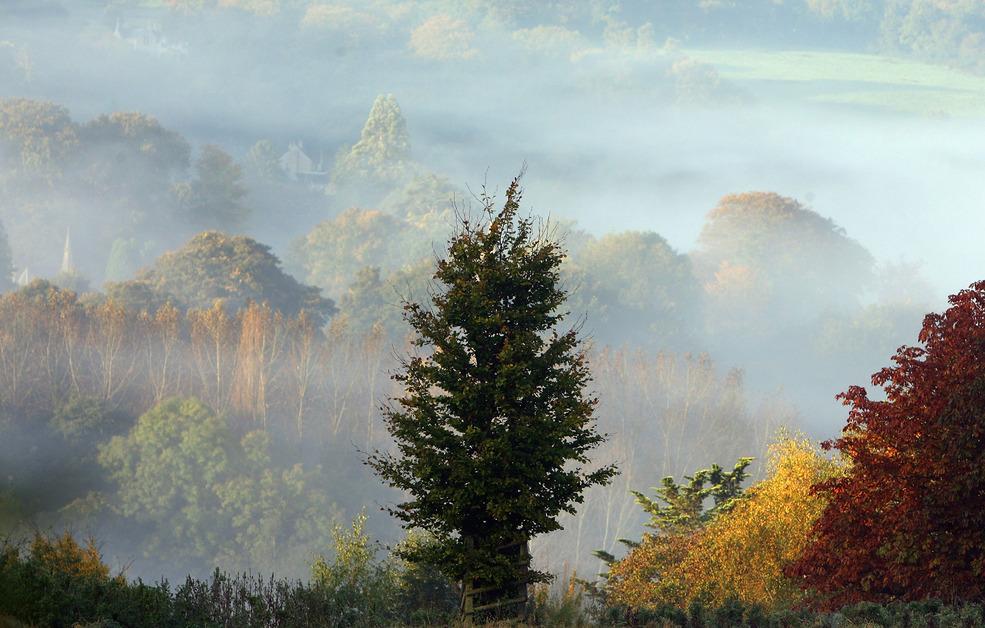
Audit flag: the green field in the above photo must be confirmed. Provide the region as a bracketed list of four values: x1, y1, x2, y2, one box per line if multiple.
[686, 48, 985, 117]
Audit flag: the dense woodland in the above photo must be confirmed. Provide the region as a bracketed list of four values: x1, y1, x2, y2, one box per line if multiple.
[2, 1, 985, 626]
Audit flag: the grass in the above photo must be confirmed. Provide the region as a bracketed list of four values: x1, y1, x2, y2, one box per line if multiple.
[685, 48, 985, 117]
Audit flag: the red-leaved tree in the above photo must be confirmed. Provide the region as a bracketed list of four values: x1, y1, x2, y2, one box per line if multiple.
[789, 281, 985, 607]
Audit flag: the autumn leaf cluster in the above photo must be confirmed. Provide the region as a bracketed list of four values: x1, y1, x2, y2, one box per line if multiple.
[607, 438, 839, 611]
[789, 280, 985, 607]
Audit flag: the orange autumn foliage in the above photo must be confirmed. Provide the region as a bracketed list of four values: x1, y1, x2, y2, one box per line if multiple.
[28, 533, 121, 583]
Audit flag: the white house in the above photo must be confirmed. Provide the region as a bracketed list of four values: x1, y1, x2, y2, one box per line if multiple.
[279, 141, 328, 185]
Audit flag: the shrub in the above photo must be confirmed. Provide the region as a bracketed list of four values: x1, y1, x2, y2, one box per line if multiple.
[0, 533, 130, 627]
[392, 531, 460, 625]
[528, 573, 591, 627]
[309, 512, 400, 626]
[607, 438, 838, 613]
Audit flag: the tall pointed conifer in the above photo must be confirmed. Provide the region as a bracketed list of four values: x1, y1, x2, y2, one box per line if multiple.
[369, 175, 615, 619]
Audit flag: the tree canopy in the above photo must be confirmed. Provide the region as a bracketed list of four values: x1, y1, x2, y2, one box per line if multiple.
[368, 176, 615, 617]
[291, 208, 424, 299]
[177, 145, 250, 231]
[335, 260, 433, 338]
[98, 397, 337, 575]
[0, 98, 78, 189]
[380, 172, 460, 245]
[78, 112, 191, 229]
[79, 112, 190, 189]
[567, 230, 699, 348]
[881, 0, 985, 73]
[138, 231, 335, 324]
[789, 281, 985, 607]
[332, 94, 414, 193]
[695, 192, 874, 329]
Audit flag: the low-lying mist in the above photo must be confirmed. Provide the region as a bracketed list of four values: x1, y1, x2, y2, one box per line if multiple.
[2, 0, 983, 590]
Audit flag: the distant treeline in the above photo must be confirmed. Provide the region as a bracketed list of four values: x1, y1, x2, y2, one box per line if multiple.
[0, 278, 775, 581]
[4, 1, 978, 73]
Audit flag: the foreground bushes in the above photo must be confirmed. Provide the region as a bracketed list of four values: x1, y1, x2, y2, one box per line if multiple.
[597, 597, 985, 627]
[0, 528, 458, 628]
[0, 534, 170, 627]
[605, 438, 840, 613]
[5, 533, 985, 626]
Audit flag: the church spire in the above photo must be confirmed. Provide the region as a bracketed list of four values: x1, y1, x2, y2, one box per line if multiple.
[61, 228, 74, 274]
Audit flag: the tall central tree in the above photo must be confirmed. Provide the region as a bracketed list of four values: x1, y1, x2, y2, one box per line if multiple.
[369, 175, 616, 621]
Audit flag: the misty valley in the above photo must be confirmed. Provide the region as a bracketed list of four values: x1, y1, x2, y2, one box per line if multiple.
[2, 1, 985, 626]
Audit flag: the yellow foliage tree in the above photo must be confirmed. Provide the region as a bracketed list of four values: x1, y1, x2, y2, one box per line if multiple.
[607, 437, 840, 612]
[28, 532, 120, 583]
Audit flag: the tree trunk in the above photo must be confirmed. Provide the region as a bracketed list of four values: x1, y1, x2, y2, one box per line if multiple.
[461, 536, 530, 624]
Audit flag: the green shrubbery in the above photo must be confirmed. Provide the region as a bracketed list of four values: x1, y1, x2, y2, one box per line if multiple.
[6, 530, 985, 626]
[308, 513, 459, 626]
[0, 533, 172, 627]
[0, 524, 458, 628]
[592, 598, 985, 627]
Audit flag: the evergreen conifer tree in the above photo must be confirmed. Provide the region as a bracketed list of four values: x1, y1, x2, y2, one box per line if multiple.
[369, 175, 616, 620]
[332, 94, 413, 193]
